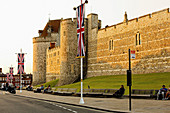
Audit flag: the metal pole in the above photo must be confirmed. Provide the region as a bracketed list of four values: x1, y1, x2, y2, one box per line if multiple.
[129, 49, 131, 111]
[20, 49, 22, 93]
[20, 73, 22, 93]
[79, 58, 84, 104]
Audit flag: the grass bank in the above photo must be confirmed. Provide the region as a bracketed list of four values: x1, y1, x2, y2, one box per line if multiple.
[36, 79, 59, 87]
[56, 72, 170, 95]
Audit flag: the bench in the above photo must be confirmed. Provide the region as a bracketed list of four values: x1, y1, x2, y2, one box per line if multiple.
[76, 89, 92, 96]
[52, 88, 77, 95]
[131, 89, 154, 98]
[44, 88, 56, 94]
[87, 89, 106, 96]
[76, 89, 120, 97]
[103, 89, 119, 97]
[154, 90, 159, 99]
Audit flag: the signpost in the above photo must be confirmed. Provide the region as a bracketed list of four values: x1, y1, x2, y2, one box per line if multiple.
[127, 49, 135, 111]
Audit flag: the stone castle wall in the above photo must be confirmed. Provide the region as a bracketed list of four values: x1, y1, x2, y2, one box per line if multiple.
[87, 8, 170, 78]
[86, 14, 100, 78]
[33, 8, 170, 86]
[46, 46, 60, 82]
[33, 35, 58, 85]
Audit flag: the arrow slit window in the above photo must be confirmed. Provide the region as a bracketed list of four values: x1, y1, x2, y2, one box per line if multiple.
[136, 32, 141, 46]
[109, 39, 114, 51]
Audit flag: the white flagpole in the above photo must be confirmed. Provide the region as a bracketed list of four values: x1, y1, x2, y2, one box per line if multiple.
[79, 57, 84, 104]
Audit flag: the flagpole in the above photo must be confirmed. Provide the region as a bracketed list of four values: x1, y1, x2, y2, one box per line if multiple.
[79, 0, 84, 104]
[20, 49, 22, 93]
[79, 57, 84, 104]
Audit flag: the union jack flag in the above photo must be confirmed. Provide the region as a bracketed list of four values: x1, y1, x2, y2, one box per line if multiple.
[76, 3, 85, 57]
[6, 73, 10, 82]
[9, 67, 14, 79]
[17, 53, 24, 74]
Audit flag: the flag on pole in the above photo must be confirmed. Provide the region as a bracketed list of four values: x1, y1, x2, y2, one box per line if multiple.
[6, 73, 10, 82]
[9, 67, 14, 79]
[17, 53, 24, 74]
[76, 3, 85, 57]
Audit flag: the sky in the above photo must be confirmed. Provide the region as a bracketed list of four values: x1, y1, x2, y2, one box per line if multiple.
[0, 0, 169, 74]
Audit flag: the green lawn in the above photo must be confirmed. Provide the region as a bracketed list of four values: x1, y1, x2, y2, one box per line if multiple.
[36, 72, 170, 95]
[36, 79, 59, 87]
[55, 72, 170, 95]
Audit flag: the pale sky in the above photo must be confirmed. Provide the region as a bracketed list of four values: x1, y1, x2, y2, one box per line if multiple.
[0, 0, 169, 74]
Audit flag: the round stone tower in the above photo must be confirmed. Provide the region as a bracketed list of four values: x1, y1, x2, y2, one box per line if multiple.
[33, 37, 56, 85]
[33, 20, 61, 85]
[58, 18, 81, 86]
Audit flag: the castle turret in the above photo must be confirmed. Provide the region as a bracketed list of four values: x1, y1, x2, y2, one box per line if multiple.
[86, 13, 100, 78]
[33, 20, 61, 85]
[58, 18, 81, 86]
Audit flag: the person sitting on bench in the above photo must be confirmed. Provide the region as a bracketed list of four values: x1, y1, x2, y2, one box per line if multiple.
[165, 88, 170, 100]
[43, 85, 51, 93]
[37, 85, 44, 93]
[114, 85, 125, 98]
[157, 85, 168, 100]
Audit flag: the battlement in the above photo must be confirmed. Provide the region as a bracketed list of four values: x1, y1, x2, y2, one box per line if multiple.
[33, 36, 57, 43]
[99, 8, 169, 31]
[48, 46, 60, 52]
[61, 18, 73, 22]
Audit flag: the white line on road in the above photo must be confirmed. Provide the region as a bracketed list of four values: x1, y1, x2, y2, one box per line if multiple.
[45, 101, 77, 113]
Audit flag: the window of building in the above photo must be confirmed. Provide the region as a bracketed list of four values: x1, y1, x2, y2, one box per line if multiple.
[109, 40, 111, 50]
[58, 51, 59, 55]
[136, 32, 141, 46]
[112, 40, 113, 50]
[71, 64, 74, 73]
[54, 52, 56, 56]
[109, 39, 114, 51]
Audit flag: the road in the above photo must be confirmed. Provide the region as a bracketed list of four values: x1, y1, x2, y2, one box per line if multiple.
[0, 93, 111, 113]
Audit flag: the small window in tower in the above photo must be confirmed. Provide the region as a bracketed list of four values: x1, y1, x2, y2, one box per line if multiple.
[58, 51, 59, 55]
[136, 34, 138, 45]
[139, 33, 141, 45]
[64, 31, 66, 36]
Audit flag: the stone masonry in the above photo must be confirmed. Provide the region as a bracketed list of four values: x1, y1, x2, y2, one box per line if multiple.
[87, 8, 170, 77]
[33, 8, 170, 85]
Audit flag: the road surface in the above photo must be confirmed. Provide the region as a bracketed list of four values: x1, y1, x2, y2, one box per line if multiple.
[0, 93, 112, 113]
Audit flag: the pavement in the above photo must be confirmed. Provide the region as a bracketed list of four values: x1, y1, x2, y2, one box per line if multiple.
[1, 90, 170, 113]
